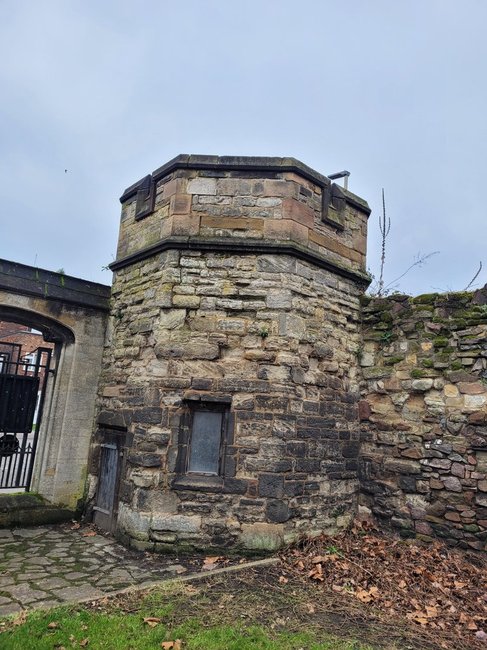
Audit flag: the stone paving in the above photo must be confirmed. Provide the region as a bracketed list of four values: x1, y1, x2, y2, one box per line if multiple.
[0, 524, 193, 617]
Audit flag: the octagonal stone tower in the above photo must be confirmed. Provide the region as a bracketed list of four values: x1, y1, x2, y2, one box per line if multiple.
[90, 155, 370, 551]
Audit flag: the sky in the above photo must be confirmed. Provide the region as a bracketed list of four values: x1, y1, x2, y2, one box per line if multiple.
[1, 0, 486, 295]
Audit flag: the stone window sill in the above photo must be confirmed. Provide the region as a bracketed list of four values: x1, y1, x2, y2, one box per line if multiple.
[172, 475, 224, 493]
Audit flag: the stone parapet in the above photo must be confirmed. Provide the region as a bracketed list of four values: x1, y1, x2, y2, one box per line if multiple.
[112, 155, 370, 282]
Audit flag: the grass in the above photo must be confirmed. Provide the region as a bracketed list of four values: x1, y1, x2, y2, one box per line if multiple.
[0, 562, 455, 650]
[1, 600, 373, 650]
[0, 568, 381, 650]
[1, 608, 372, 649]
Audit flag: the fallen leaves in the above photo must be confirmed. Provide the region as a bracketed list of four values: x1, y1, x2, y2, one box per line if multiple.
[161, 640, 182, 649]
[202, 556, 222, 571]
[283, 522, 487, 647]
[355, 586, 379, 604]
[12, 612, 27, 627]
[143, 616, 162, 628]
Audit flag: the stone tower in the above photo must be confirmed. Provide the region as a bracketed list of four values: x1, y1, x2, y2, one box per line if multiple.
[90, 155, 370, 551]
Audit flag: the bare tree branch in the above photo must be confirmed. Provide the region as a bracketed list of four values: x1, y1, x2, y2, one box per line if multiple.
[383, 251, 440, 292]
[464, 261, 483, 291]
[377, 188, 391, 297]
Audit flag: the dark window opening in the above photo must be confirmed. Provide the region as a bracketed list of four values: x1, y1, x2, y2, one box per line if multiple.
[187, 408, 224, 475]
[174, 399, 234, 489]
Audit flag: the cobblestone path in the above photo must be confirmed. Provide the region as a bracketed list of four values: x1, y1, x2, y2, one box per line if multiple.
[0, 524, 192, 617]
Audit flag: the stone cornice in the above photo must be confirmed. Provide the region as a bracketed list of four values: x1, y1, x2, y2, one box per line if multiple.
[109, 237, 371, 286]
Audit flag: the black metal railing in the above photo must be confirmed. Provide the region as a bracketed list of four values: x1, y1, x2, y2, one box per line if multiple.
[0, 439, 33, 488]
[0, 341, 53, 490]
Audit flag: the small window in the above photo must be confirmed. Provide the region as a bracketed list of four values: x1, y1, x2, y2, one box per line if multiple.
[174, 399, 233, 485]
[187, 409, 224, 475]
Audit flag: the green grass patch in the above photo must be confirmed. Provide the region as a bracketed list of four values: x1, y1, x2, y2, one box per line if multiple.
[0, 568, 385, 650]
[0, 604, 373, 650]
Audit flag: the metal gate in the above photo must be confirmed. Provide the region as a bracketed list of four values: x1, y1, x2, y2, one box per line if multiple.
[0, 341, 53, 490]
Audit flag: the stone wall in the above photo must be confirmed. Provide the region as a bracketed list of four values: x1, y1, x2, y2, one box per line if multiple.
[89, 155, 370, 551]
[359, 289, 487, 551]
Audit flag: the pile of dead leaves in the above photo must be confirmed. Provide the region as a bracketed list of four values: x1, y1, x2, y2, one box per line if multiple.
[282, 522, 487, 648]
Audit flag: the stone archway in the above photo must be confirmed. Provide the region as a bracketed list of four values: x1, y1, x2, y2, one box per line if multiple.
[0, 259, 110, 508]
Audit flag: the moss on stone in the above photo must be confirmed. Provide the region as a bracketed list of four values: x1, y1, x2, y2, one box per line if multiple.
[410, 368, 429, 378]
[450, 360, 463, 371]
[434, 353, 451, 364]
[379, 311, 394, 324]
[384, 356, 405, 366]
[449, 319, 467, 330]
[445, 291, 473, 302]
[433, 337, 449, 349]
[421, 359, 434, 368]
[412, 293, 439, 305]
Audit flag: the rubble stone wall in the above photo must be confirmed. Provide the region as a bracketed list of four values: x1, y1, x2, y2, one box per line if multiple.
[359, 289, 487, 551]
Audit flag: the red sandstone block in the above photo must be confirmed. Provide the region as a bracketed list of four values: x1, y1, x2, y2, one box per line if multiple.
[309, 229, 362, 264]
[458, 382, 485, 395]
[263, 219, 309, 245]
[352, 230, 367, 256]
[263, 219, 292, 240]
[283, 172, 319, 193]
[201, 216, 264, 231]
[170, 193, 191, 215]
[282, 198, 315, 228]
[290, 220, 309, 245]
[263, 179, 296, 198]
[161, 177, 185, 200]
[358, 400, 372, 421]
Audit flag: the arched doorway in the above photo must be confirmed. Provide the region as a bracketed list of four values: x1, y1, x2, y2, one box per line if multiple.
[0, 259, 110, 508]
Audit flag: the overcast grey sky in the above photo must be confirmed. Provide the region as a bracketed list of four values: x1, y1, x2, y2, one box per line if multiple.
[1, 0, 486, 294]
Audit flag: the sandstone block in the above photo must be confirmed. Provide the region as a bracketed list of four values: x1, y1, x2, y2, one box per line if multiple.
[170, 194, 192, 215]
[117, 504, 151, 541]
[464, 394, 487, 410]
[151, 514, 202, 534]
[154, 341, 219, 360]
[240, 523, 284, 550]
[171, 213, 199, 235]
[156, 309, 186, 330]
[282, 198, 315, 227]
[201, 216, 264, 231]
[411, 379, 433, 391]
[172, 294, 201, 308]
[266, 499, 291, 523]
[187, 177, 217, 195]
[458, 382, 485, 395]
